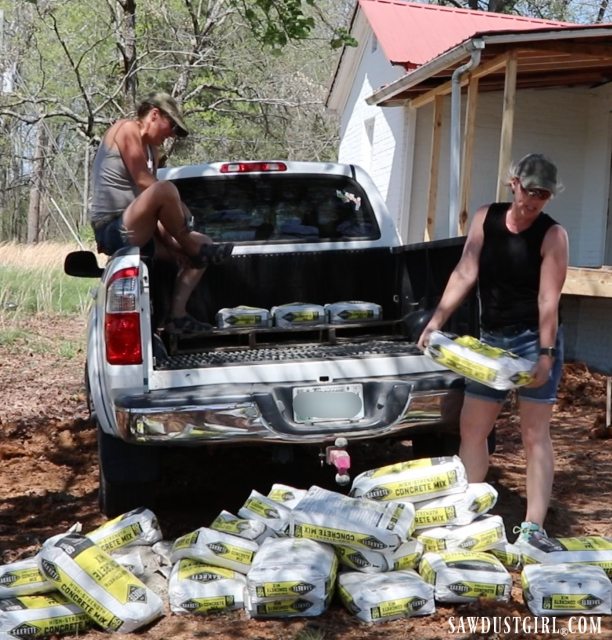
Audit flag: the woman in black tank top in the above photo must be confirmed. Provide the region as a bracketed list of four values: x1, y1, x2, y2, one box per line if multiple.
[417, 153, 569, 543]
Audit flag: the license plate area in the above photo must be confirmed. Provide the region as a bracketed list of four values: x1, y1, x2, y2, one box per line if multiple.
[292, 383, 364, 423]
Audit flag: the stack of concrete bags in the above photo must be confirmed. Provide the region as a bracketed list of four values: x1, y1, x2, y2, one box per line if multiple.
[349, 456, 516, 606]
[0, 508, 166, 638]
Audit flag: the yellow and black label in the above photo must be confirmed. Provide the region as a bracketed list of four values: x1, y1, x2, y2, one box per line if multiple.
[173, 530, 201, 551]
[243, 497, 280, 520]
[367, 458, 443, 479]
[39, 558, 124, 632]
[0, 566, 46, 589]
[8, 613, 90, 637]
[415, 505, 458, 527]
[557, 536, 612, 552]
[370, 596, 429, 620]
[177, 559, 237, 582]
[458, 525, 504, 551]
[418, 536, 447, 552]
[435, 346, 497, 383]
[92, 522, 145, 553]
[337, 584, 360, 615]
[542, 593, 604, 611]
[179, 595, 235, 614]
[293, 523, 389, 550]
[255, 598, 313, 615]
[255, 581, 315, 598]
[472, 492, 496, 513]
[210, 516, 253, 537]
[447, 581, 507, 598]
[206, 541, 255, 565]
[364, 470, 459, 501]
[392, 552, 420, 571]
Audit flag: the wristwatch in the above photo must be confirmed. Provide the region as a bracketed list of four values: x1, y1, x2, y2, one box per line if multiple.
[539, 347, 557, 357]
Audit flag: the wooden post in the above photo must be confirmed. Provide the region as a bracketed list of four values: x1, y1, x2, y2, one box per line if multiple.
[459, 75, 479, 235]
[496, 52, 518, 201]
[425, 95, 444, 241]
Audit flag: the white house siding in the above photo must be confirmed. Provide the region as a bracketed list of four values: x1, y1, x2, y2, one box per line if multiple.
[404, 86, 612, 268]
[336, 34, 407, 233]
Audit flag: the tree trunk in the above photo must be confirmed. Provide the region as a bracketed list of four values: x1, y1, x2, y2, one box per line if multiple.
[26, 122, 48, 244]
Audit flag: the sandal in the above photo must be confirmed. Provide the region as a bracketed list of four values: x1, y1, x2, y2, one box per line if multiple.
[165, 315, 213, 335]
[189, 242, 234, 269]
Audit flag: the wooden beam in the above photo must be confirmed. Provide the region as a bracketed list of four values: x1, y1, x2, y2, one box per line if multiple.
[496, 52, 517, 201]
[459, 75, 479, 236]
[562, 266, 612, 298]
[425, 95, 444, 241]
[410, 53, 510, 110]
[521, 42, 612, 59]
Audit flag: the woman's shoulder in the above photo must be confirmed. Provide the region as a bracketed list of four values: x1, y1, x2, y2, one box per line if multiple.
[103, 118, 140, 148]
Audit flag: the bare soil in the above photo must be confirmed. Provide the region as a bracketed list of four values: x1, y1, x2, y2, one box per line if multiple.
[0, 314, 611, 640]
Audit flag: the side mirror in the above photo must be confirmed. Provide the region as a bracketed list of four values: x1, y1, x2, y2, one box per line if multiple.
[64, 251, 104, 278]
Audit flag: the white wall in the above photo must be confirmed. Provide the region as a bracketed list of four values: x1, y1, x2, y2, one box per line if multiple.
[405, 86, 612, 267]
[336, 33, 408, 233]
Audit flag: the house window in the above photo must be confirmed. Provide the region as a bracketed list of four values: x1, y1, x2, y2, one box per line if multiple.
[363, 117, 375, 175]
[371, 35, 378, 53]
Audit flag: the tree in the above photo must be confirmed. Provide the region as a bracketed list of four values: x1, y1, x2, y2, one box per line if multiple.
[0, 0, 352, 242]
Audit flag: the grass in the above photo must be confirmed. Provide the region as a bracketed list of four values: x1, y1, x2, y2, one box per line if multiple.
[0, 241, 95, 317]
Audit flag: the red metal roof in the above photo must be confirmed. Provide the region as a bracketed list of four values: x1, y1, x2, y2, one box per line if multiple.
[359, 0, 575, 68]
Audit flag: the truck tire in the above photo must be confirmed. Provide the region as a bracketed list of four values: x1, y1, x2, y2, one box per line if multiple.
[411, 428, 496, 459]
[97, 426, 161, 517]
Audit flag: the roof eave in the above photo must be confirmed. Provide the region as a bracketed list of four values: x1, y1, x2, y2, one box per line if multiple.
[367, 25, 612, 107]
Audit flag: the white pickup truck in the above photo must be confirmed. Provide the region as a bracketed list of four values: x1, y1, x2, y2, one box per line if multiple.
[65, 160, 476, 516]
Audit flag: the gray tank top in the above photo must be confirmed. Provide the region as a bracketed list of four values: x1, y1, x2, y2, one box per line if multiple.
[89, 141, 153, 227]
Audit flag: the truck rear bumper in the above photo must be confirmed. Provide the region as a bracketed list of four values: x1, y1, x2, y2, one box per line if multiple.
[112, 373, 464, 445]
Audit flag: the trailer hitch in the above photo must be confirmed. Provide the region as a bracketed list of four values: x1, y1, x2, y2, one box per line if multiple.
[323, 437, 351, 486]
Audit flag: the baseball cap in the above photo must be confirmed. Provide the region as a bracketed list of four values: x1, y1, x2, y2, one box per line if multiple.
[516, 153, 559, 195]
[145, 92, 189, 137]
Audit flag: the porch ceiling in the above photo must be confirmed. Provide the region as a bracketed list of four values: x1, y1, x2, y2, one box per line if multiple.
[377, 36, 612, 106]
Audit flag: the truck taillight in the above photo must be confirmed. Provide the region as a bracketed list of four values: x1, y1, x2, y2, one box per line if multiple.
[105, 267, 142, 365]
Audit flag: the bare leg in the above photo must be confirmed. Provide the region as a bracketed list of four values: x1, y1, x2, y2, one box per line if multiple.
[171, 266, 206, 318]
[123, 181, 210, 255]
[518, 399, 555, 527]
[459, 396, 503, 482]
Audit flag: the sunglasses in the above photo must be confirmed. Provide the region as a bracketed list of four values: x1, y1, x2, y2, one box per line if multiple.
[158, 109, 180, 136]
[518, 182, 551, 200]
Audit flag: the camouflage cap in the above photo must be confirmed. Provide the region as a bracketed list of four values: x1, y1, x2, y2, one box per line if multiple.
[144, 91, 189, 138]
[516, 153, 559, 195]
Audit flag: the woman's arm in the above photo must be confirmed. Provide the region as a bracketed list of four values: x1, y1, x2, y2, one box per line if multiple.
[529, 223, 569, 386]
[417, 205, 487, 349]
[113, 120, 157, 192]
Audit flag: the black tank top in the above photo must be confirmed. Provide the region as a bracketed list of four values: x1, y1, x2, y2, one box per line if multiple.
[479, 202, 558, 329]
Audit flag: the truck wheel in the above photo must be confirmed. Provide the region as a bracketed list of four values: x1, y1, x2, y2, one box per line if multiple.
[411, 428, 496, 459]
[97, 426, 161, 517]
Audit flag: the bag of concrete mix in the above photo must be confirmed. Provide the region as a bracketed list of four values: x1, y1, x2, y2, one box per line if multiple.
[425, 331, 534, 390]
[419, 549, 512, 603]
[37, 533, 163, 633]
[338, 569, 435, 622]
[216, 305, 271, 329]
[522, 563, 612, 616]
[488, 541, 522, 570]
[0, 558, 54, 598]
[245, 537, 337, 618]
[238, 490, 292, 534]
[324, 301, 382, 325]
[170, 528, 258, 574]
[335, 538, 425, 574]
[518, 535, 612, 577]
[413, 483, 498, 530]
[86, 508, 163, 554]
[210, 510, 273, 544]
[350, 456, 468, 504]
[267, 484, 307, 510]
[390, 539, 426, 571]
[168, 558, 246, 615]
[289, 486, 413, 553]
[0, 592, 91, 638]
[271, 302, 325, 328]
[416, 515, 507, 553]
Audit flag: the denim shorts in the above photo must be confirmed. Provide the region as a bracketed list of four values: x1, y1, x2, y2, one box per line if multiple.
[464, 325, 564, 404]
[93, 216, 154, 257]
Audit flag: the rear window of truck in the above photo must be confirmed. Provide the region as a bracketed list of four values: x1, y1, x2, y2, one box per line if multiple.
[173, 174, 381, 243]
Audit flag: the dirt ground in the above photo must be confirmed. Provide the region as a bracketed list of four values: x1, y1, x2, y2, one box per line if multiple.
[0, 314, 611, 640]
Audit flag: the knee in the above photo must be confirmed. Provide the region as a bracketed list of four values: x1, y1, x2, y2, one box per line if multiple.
[521, 424, 552, 452]
[150, 179, 180, 203]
